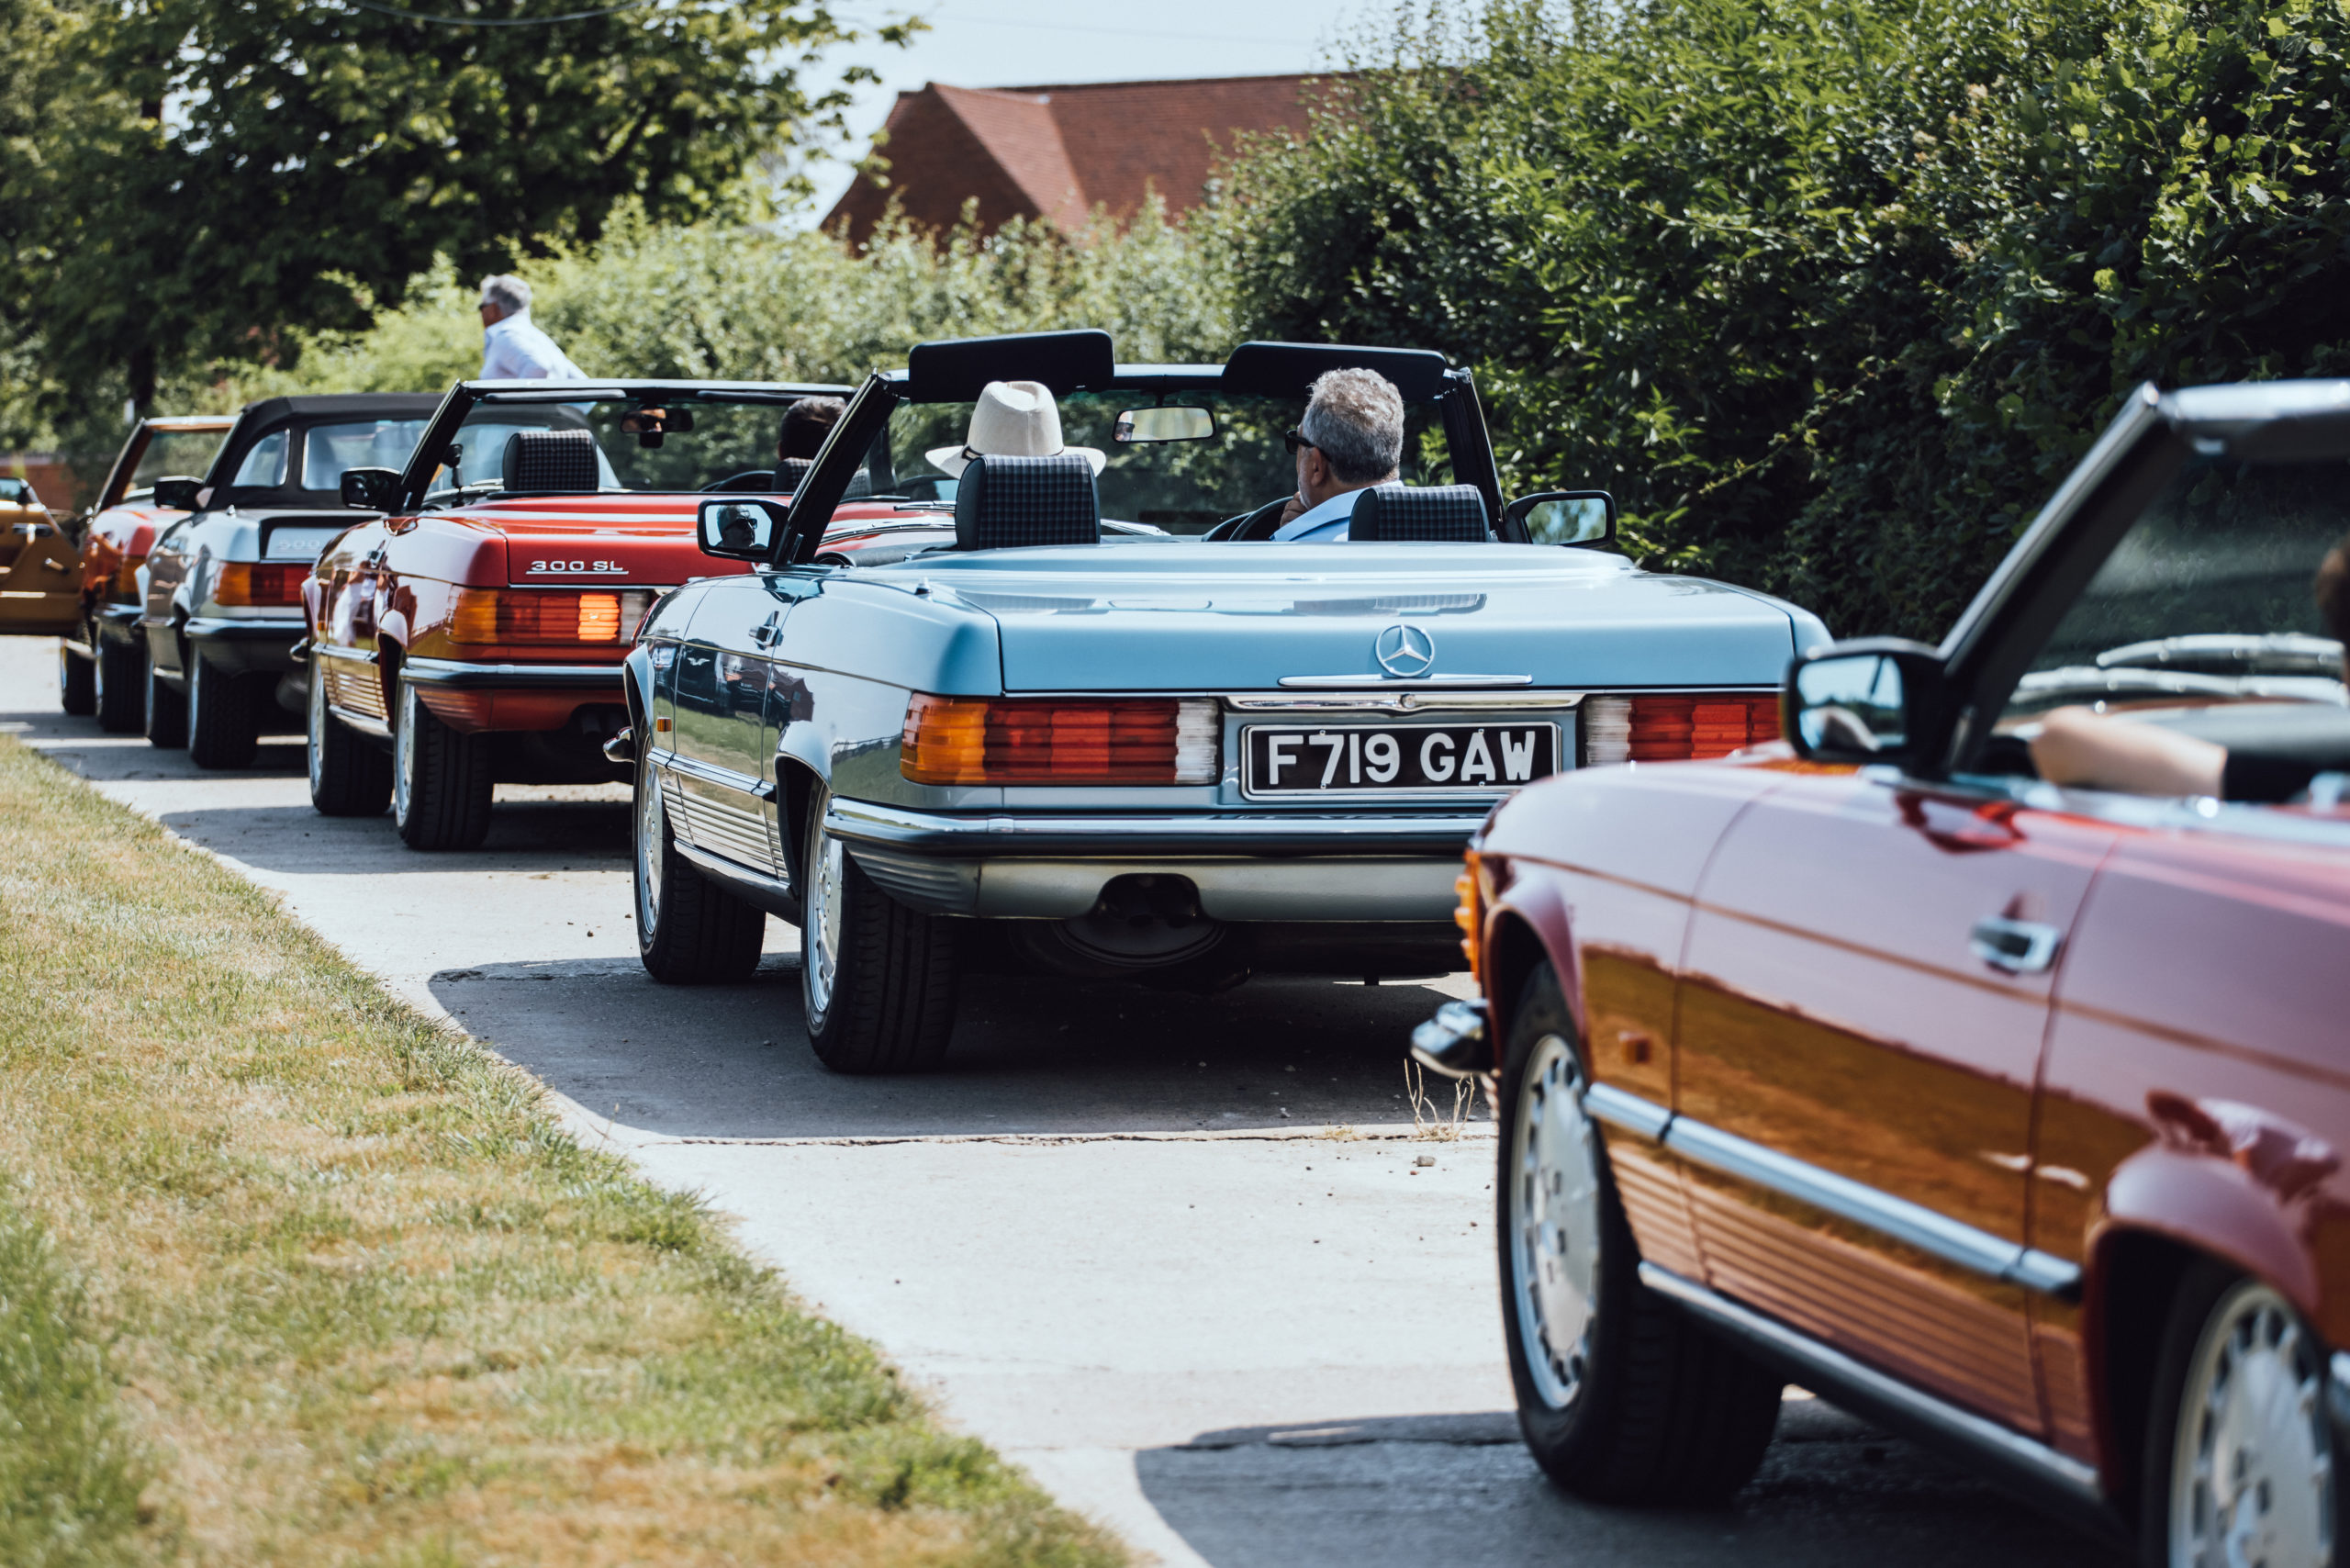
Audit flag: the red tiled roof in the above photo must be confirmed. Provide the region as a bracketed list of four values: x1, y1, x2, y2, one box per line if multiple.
[824, 73, 1337, 244]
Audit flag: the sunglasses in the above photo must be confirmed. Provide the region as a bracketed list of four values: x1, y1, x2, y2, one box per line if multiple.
[1282, 428, 1319, 455]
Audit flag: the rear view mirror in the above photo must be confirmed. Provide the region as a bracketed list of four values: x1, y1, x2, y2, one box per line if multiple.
[151, 476, 204, 511]
[1785, 637, 1947, 767]
[621, 406, 694, 448]
[1113, 406, 1214, 443]
[1505, 490, 1614, 546]
[698, 498, 786, 561]
[339, 467, 404, 512]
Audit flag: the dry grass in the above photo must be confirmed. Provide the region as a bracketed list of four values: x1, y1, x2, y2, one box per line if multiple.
[0, 736, 1125, 1568]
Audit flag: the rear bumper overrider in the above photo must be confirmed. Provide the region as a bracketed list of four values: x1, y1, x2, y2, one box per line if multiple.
[822, 798, 1483, 921]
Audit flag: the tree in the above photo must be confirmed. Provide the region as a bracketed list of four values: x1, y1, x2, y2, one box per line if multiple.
[8, 0, 911, 413]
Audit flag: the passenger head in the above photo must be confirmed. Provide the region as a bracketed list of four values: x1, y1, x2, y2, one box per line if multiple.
[778, 396, 846, 461]
[2319, 532, 2350, 678]
[1299, 368, 1404, 487]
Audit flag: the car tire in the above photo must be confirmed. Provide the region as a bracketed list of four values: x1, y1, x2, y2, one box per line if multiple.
[2139, 1261, 2336, 1568]
[59, 639, 95, 716]
[307, 655, 390, 817]
[94, 631, 143, 733]
[632, 747, 765, 984]
[143, 648, 187, 749]
[1500, 959, 1784, 1505]
[391, 678, 492, 851]
[185, 651, 260, 769]
[800, 781, 959, 1073]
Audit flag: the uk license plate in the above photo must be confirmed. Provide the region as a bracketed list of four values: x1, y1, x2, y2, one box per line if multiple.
[1241, 721, 1563, 798]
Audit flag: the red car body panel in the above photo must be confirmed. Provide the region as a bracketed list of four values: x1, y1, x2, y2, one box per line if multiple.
[1470, 747, 2350, 1489]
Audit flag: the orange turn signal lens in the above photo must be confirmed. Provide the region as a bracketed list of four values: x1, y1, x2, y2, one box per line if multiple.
[1582, 693, 1782, 765]
[109, 553, 146, 600]
[1453, 850, 1483, 981]
[213, 562, 306, 607]
[901, 694, 1219, 785]
[448, 588, 649, 645]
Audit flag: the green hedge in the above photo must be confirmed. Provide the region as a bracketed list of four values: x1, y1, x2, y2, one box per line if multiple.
[1214, 0, 2350, 639]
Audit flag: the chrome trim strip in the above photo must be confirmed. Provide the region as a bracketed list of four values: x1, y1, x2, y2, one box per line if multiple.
[399, 655, 621, 689]
[1639, 1263, 2106, 1513]
[822, 798, 1490, 859]
[672, 839, 799, 918]
[1663, 1117, 2081, 1297]
[1279, 673, 1535, 689]
[1229, 690, 1583, 713]
[312, 642, 378, 666]
[183, 615, 302, 641]
[1583, 1082, 1673, 1140]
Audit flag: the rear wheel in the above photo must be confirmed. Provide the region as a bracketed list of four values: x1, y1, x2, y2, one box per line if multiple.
[94, 631, 143, 732]
[142, 648, 186, 749]
[307, 655, 390, 817]
[58, 639, 95, 716]
[185, 651, 259, 768]
[2142, 1264, 2336, 1568]
[632, 748, 765, 983]
[1501, 960, 1783, 1504]
[391, 678, 492, 850]
[801, 781, 959, 1073]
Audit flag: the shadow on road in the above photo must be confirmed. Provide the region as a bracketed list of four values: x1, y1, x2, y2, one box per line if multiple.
[437, 958, 1472, 1139]
[1137, 1402, 2126, 1568]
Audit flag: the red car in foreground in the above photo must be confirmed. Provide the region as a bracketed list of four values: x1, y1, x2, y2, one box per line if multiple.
[1418, 378, 2350, 1564]
[306, 379, 850, 848]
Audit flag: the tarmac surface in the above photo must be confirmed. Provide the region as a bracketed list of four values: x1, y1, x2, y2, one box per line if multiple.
[6, 635, 2123, 1566]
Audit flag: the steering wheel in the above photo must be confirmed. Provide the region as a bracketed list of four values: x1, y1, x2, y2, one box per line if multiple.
[1202, 497, 1292, 542]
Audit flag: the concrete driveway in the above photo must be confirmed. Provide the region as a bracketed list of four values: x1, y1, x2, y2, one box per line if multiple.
[6, 636, 2120, 1566]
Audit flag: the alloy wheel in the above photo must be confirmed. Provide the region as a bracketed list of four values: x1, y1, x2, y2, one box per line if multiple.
[635, 759, 666, 931]
[2170, 1279, 2334, 1568]
[1510, 1032, 1606, 1411]
[392, 681, 416, 822]
[307, 660, 328, 797]
[805, 816, 846, 1016]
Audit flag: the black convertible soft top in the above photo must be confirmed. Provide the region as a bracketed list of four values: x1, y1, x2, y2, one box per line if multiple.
[206, 392, 445, 506]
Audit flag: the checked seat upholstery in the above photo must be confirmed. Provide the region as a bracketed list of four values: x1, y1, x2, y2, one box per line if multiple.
[954, 454, 1101, 549]
[1348, 483, 1491, 543]
[502, 429, 601, 495]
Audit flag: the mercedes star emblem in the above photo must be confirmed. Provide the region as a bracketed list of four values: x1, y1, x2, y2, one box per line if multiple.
[1375, 622, 1437, 678]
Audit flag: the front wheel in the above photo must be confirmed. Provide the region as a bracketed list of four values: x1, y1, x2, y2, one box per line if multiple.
[2143, 1265, 2336, 1568]
[186, 650, 259, 769]
[391, 678, 492, 850]
[59, 639, 95, 716]
[94, 631, 143, 733]
[801, 782, 959, 1073]
[1500, 960, 1783, 1504]
[143, 648, 187, 749]
[307, 656, 390, 817]
[632, 747, 764, 984]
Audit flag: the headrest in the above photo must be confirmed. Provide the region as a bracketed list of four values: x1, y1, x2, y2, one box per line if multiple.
[502, 429, 599, 494]
[1348, 484, 1491, 543]
[953, 454, 1100, 550]
[775, 457, 814, 491]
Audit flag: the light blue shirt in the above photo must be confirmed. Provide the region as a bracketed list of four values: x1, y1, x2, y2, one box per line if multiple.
[481, 309, 586, 382]
[1267, 487, 1363, 543]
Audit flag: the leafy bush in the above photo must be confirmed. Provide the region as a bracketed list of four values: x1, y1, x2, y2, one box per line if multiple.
[1215, 0, 2350, 639]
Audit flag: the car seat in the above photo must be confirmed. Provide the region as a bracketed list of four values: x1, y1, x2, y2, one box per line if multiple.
[502, 429, 601, 495]
[954, 454, 1100, 549]
[1348, 483, 1491, 542]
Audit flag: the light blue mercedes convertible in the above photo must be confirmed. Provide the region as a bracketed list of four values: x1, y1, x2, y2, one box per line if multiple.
[610, 330, 1830, 1072]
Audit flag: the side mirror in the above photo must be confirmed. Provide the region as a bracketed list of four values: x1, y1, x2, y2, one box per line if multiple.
[151, 476, 204, 511]
[1505, 490, 1615, 546]
[698, 497, 787, 560]
[1113, 406, 1215, 443]
[339, 467, 404, 512]
[1784, 637, 1948, 767]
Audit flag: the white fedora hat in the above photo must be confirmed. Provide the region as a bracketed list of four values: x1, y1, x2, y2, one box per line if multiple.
[926, 379, 1106, 478]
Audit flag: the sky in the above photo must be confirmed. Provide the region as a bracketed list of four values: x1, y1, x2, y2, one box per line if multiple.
[794, 0, 1378, 222]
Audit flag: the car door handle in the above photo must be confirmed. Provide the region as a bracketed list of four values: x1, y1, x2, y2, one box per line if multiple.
[749, 612, 781, 647]
[1969, 916, 2063, 975]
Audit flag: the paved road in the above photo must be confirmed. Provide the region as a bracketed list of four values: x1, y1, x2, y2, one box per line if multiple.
[6, 637, 2121, 1566]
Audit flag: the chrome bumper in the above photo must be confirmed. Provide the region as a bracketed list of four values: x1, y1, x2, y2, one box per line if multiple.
[182, 614, 303, 644]
[397, 655, 622, 691]
[822, 799, 1483, 921]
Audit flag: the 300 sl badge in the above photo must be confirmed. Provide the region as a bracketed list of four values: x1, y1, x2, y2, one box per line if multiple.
[527, 558, 628, 575]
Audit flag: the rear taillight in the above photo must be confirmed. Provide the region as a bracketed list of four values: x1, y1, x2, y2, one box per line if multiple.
[1454, 849, 1484, 981]
[901, 695, 1219, 785]
[1582, 693, 1781, 765]
[110, 554, 146, 600]
[449, 588, 652, 645]
[214, 563, 306, 607]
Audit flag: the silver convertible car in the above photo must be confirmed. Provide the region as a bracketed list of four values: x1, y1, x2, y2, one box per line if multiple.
[611, 331, 1831, 1072]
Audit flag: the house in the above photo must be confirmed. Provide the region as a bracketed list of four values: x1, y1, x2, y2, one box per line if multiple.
[822, 73, 1334, 243]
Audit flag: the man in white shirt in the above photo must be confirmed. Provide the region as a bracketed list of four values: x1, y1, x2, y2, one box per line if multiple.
[477, 274, 587, 382]
[1268, 367, 1405, 542]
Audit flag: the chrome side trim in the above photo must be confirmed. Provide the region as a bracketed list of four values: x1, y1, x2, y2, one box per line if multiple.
[313, 642, 378, 666]
[1584, 1082, 1673, 1140]
[1639, 1263, 2108, 1517]
[183, 615, 303, 642]
[672, 839, 800, 921]
[1279, 673, 1535, 689]
[399, 655, 621, 689]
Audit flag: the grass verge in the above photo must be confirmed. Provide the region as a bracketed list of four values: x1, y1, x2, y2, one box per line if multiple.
[0, 735, 1124, 1567]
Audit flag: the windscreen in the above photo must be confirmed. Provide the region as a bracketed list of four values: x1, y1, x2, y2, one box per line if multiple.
[867, 391, 1454, 534]
[301, 420, 431, 489]
[425, 397, 816, 499]
[130, 428, 229, 492]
